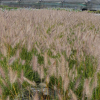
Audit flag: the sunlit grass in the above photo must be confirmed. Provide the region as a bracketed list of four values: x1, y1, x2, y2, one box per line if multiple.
[0, 9, 100, 100]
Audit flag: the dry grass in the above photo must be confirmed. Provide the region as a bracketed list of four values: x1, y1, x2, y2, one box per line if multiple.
[0, 10, 100, 59]
[0, 9, 100, 99]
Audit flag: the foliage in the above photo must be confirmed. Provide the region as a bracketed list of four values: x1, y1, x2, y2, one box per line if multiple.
[0, 5, 18, 10]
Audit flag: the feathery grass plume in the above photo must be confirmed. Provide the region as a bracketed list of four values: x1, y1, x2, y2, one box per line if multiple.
[57, 63, 61, 78]
[57, 92, 63, 100]
[26, 22, 31, 33]
[35, 44, 41, 54]
[66, 61, 69, 75]
[1, 78, 7, 87]
[39, 83, 47, 88]
[83, 79, 92, 99]
[50, 58, 55, 65]
[23, 77, 37, 87]
[17, 78, 22, 89]
[0, 86, 2, 96]
[75, 76, 81, 90]
[61, 55, 66, 81]
[0, 66, 5, 79]
[33, 92, 39, 100]
[11, 37, 20, 49]
[9, 67, 17, 84]
[21, 39, 26, 47]
[63, 73, 69, 92]
[55, 39, 61, 52]
[21, 60, 25, 65]
[45, 75, 50, 84]
[8, 56, 16, 65]
[40, 66, 44, 82]
[49, 59, 57, 76]
[27, 39, 33, 52]
[57, 59, 64, 78]
[15, 49, 20, 59]
[69, 70, 73, 81]
[32, 55, 38, 72]
[19, 70, 24, 84]
[70, 89, 77, 100]
[1, 45, 7, 57]
[51, 49, 57, 56]
[6, 96, 9, 100]
[44, 52, 48, 68]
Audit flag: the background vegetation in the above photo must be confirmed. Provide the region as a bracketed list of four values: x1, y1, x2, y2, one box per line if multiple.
[88, 10, 100, 14]
[0, 5, 18, 10]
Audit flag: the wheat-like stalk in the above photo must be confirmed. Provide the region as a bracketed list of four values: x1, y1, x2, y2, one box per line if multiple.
[15, 49, 20, 59]
[70, 89, 77, 100]
[33, 92, 39, 100]
[32, 55, 38, 72]
[0, 66, 5, 79]
[83, 78, 93, 100]
[40, 66, 44, 82]
[19, 70, 24, 84]
[63, 73, 69, 92]
[0, 86, 2, 96]
[57, 92, 63, 100]
[75, 76, 81, 90]
[23, 77, 37, 87]
[9, 67, 17, 85]
[21, 60, 25, 65]
[1, 79, 7, 87]
[1, 46, 7, 57]
[61, 55, 66, 82]
[6, 96, 9, 100]
[8, 56, 16, 65]
[49, 59, 57, 77]
[44, 52, 48, 68]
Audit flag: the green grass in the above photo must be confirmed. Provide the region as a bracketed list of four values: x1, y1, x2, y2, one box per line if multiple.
[0, 31, 98, 99]
[88, 10, 100, 14]
[0, 5, 18, 10]
[0, 43, 98, 99]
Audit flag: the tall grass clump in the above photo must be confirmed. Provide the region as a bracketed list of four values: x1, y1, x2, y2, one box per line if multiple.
[0, 9, 100, 99]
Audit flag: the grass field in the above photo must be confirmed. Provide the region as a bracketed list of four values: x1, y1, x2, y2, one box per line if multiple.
[0, 9, 100, 100]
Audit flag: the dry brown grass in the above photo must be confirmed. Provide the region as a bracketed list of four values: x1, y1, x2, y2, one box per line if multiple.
[0, 10, 100, 59]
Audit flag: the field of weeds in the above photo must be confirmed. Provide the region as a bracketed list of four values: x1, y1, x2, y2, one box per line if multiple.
[0, 9, 100, 100]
